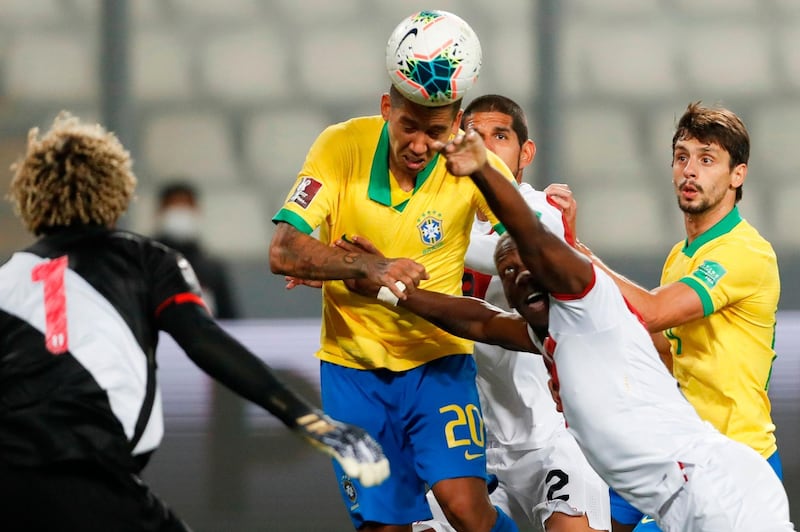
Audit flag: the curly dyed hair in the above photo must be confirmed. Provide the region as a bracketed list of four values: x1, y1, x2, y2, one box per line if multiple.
[8, 112, 137, 235]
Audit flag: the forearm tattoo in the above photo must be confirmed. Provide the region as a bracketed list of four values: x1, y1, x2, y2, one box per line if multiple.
[278, 228, 367, 279]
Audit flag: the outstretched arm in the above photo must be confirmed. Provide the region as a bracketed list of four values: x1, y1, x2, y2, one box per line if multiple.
[269, 222, 428, 300]
[559, 186, 704, 332]
[337, 236, 536, 353]
[399, 290, 535, 352]
[158, 302, 390, 487]
[436, 131, 593, 295]
[576, 241, 704, 332]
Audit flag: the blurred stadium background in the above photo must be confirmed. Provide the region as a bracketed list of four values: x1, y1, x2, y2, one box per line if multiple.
[0, 0, 797, 530]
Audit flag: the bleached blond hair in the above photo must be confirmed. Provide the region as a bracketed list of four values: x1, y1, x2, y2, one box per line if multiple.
[8, 112, 136, 235]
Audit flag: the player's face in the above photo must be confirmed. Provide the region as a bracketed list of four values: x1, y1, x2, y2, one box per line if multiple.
[381, 93, 461, 182]
[495, 239, 549, 330]
[463, 111, 530, 182]
[671, 137, 746, 215]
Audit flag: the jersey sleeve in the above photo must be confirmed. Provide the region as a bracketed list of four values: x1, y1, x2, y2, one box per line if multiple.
[520, 185, 568, 242]
[549, 266, 633, 336]
[148, 244, 208, 318]
[271, 123, 347, 234]
[676, 241, 770, 317]
[464, 219, 500, 274]
[473, 150, 518, 234]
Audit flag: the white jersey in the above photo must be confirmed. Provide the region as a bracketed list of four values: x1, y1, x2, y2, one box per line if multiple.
[474, 278, 564, 450]
[465, 182, 569, 450]
[465, 183, 567, 276]
[535, 266, 793, 529]
[448, 183, 613, 531]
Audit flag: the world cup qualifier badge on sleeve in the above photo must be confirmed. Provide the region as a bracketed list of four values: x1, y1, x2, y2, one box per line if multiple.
[289, 176, 323, 209]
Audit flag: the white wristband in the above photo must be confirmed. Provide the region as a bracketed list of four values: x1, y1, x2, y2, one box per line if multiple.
[377, 281, 406, 306]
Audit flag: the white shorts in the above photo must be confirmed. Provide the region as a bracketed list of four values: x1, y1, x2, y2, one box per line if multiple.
[413, 428, 610, 532]
[657, 435, 793, 532]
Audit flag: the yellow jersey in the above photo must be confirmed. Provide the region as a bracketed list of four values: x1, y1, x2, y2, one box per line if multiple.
[273, 115, 514, 371]
[661, 206, 780, 457]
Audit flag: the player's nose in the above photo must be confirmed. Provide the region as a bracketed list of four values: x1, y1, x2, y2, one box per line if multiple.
[514, 269, 532, 286]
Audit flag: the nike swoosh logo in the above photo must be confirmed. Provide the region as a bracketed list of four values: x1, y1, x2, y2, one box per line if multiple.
[640, 516, 656, 524]
[464, 450, 484, 460]
[394, 27, 418, 54]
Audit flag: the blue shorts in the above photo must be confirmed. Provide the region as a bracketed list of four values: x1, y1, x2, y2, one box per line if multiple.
[320, 355, 487, 528]
[615, 450, 785, 532]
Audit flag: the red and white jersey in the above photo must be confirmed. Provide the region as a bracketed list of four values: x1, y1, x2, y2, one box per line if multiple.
[465, 182, 571, 450]
[534, 266, 716, 516]
[465, 183, 570, 275]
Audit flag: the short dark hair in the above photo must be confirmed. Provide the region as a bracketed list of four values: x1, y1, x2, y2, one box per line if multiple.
[463, 94, 529, 147]
[672, 101, 749, 202]
[388, 85, 462, 118]
[157, 180, 198, 205]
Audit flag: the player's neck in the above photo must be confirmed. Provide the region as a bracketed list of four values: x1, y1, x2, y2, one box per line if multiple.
[683, 201, 734, 243]
[389, 168, 417, 192]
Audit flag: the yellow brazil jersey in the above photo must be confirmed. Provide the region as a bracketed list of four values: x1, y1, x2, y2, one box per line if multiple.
[660, 206, 780, 458]
[272, 115, 515, 371]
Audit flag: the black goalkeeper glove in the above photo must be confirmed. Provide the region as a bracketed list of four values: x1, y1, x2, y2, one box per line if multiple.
[294, 410, 390, 487]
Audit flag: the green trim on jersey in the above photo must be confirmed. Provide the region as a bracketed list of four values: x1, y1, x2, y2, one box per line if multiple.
[273, 208, 314, 234]
[679, 276, 715, 317]
[682, 206, 742, 258]
[368, 123, 439, 210]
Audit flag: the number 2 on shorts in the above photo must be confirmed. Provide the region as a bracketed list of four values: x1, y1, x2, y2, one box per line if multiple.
[31, 255, 69, 355]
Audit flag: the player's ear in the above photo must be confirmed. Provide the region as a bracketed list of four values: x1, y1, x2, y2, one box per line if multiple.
[731, 162, 747, 189]
[380, 93, 392, 121]
[451, 109, 464, 134]
[519, 139, 536, 170]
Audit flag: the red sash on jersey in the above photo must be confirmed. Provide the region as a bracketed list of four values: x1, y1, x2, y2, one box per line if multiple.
[462, 268, 492, 299]
[543, 336, 565, 419]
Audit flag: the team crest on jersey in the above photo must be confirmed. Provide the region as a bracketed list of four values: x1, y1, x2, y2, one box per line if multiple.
[288, 176, 322, 209]
[692, 260, 726, 289]
[416, 210, 444, 247]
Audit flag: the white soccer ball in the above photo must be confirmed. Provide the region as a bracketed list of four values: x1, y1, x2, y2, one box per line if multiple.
[385, 10, 482, 107]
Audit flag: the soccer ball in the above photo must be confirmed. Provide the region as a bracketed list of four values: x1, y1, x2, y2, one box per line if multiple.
[385, 10, 482, 107]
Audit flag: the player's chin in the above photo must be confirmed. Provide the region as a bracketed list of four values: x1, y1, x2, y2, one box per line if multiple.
[403, 156, 428, 173]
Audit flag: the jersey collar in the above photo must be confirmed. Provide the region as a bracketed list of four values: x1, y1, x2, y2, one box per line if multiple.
[368, 122, 439, 211]
[682, 205, 742, 258]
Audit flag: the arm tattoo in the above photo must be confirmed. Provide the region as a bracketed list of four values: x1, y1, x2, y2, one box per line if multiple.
[276, 227, 367, 279]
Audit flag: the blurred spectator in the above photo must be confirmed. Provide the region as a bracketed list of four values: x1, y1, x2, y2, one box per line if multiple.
[154, 181, 239, 319]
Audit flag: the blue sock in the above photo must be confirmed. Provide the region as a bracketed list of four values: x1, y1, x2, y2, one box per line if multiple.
[490, 506, 519, 532]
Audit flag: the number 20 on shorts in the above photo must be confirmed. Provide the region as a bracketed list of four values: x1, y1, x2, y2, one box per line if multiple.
[439, 403, 485, 449]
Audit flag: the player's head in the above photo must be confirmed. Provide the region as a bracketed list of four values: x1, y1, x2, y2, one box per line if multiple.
[8, 112, 136, 236]
[671, 101, 749, 204]
[462, 95, 535, 184]
[381, 85, 463, 180]
[156, 180, 202, 242]
[158, 180, 198, 211]
[494, 233, 549, 330]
